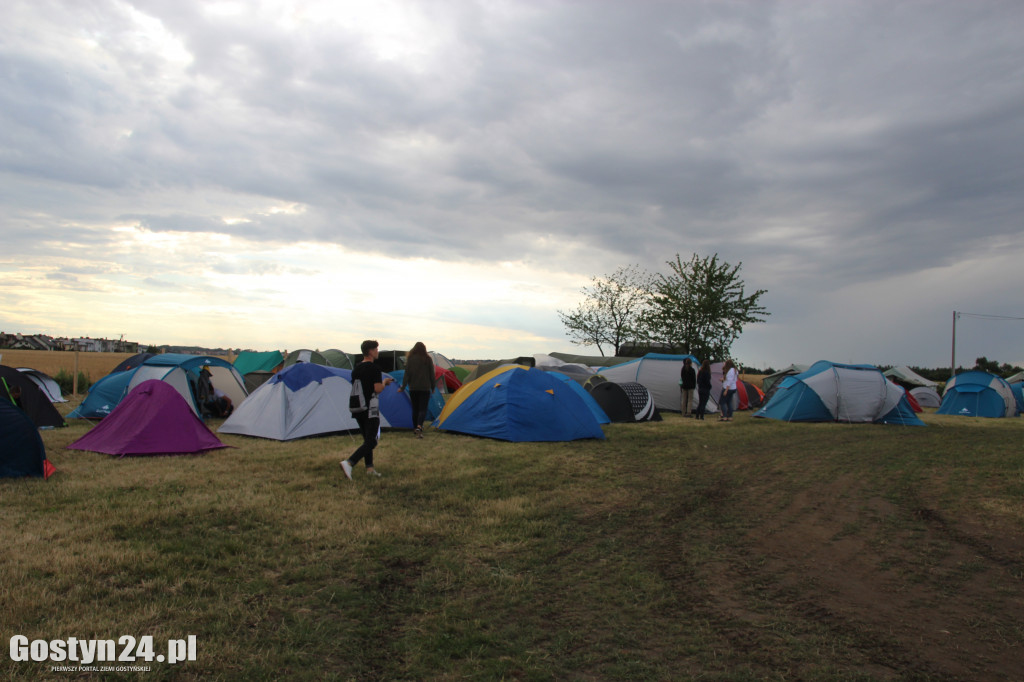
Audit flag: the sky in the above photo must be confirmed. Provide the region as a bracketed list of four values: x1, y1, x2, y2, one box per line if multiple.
[2, 0, 1022, 370]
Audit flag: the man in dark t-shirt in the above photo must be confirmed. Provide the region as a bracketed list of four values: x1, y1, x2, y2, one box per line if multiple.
[341, 339, 393, 480]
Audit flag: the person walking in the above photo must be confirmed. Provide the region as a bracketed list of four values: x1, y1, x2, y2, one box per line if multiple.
[680, 357, 697, 417]
[719, 359, 739, 422]
[399, 341, 435, 438]
[341, 340, 393, 480]
[695, 359, 712, 420]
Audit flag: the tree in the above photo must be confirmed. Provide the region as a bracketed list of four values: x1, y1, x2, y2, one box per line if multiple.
[644, 253, 768, 361]
[557, 265, 652, 356]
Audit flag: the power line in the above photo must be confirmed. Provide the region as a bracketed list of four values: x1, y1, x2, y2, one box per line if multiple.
[956, 312, 1024, 321]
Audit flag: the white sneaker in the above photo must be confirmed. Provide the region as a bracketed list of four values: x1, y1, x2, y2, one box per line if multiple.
[367, 470, 382, 478]
[340, 460, 353, 480]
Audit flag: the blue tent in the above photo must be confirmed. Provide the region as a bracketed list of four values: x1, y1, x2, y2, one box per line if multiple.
[1, 399, 53, 478]
[1011, 383, 1024, 416]
[544, 371, 610, 424]
[68, 369, 137, 419]
[434, 366, 605, 442]
[754, 361, 925, 425]
[937, 371, 1017, 418]
[389, 370, 447, 422]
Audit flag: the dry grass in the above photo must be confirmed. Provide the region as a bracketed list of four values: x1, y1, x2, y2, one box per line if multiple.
[3, 398, 1024, 680]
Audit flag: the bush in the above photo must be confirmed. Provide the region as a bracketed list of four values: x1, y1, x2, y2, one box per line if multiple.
[53, 369, 92, 395]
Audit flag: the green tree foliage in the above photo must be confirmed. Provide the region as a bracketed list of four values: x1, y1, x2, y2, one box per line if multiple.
[644, 253, 768, 361]
[557, 265, 652, 356]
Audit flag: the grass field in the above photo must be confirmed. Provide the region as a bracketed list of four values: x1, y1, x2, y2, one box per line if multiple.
[3, 397, 1023, 681]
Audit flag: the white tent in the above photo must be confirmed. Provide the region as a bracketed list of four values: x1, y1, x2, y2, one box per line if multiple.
[126, 354, 248, 417]
[598, 353, 701, 412]
[909, 386, 942, 408]
[220, 363, 412, 441]
[884, 366, 938, 388]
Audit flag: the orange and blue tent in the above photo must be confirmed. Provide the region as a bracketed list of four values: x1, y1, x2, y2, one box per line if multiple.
[433, 365, 605, 442]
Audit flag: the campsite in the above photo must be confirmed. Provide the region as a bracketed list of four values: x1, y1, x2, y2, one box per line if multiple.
[3, 349, 1024, 680]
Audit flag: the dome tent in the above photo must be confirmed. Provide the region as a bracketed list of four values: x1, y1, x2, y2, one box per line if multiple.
[587, 381, 661, 423]
[126, 354, 247, 417]
[434, 366, 605, 442]
[1, 399, 55, 478]
[909, 386, 942, 408]
[220, 363, 412, 441]
[936, 371, 1016, 418]
[0, 365, 65, 429]
[754, 361, 925, 425]
[68, 369, 136, 419]
[68, 380, 228, 456]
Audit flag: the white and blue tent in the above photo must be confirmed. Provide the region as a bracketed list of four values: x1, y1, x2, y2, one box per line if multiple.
[220, 363, 412, 441]
[754, 361, 925, 425]
[598, 353, 701, 413]
[936, 371, 1017, 418]
[126, 354, 247, 417]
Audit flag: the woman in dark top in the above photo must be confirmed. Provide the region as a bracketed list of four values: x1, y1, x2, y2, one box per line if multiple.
[695, 359, 713, 421]
[399, 342, 435, 438]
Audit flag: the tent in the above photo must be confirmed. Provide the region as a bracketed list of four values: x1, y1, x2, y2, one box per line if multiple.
[1010, 383, 1024, 415]
[67, 380, 229, 456]
[0, 398, 55, 478]
[544, 371, 610, 424]
[761, 364, 811, 401]
[233, 350, 284, 376]
[754, 361, 926, 425]
[909, 386, 942, 408]
[428, 351, 456, 370]
[434, 366, 605, 442]
[538, 363, 597, 385]
[463, 357, 536, 383]
[126, 354, 248, 417]
[68, 370, 136, 419]
[736, 380, 764, 410]
[936, 371, 1016, 418]
[220, 363, 412, 440]
[17, 367, 66, 402]
[111, 352, 154, 373]
[283, 349, 330, 368]
[598, 353, 702, 413]
[0, 365, 65, 429]
[1006, 371, 1024, 385]
[321, 349, 355, 369]
[587, 381, 661, 423]
[548, 352, 636, 368]
[884, 366, 939, 389]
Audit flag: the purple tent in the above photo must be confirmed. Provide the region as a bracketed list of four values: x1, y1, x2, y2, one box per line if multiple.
[67, 380, 228, 457]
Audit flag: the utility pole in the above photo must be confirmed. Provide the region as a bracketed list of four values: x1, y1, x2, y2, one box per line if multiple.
[950, 310, 958, 379]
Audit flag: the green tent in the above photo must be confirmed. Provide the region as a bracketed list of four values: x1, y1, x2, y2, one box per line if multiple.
[321, 349, 355, 369]
[233, 351, 284, 376]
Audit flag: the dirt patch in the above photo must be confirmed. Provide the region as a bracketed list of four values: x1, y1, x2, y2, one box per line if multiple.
[734, 475, 1024, 680]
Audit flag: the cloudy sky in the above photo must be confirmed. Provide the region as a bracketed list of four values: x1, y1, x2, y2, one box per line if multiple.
[2, 0, 1022, 369]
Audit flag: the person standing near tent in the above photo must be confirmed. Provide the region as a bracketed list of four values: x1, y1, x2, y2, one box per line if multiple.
[398, 341, 435, 438]
[719, 360, 738, 422]
[341, 340, 393, 480]
[695, 360, 712, 420]
[680, 357, 697, 417]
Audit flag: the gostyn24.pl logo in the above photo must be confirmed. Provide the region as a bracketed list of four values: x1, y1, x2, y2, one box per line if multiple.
[10, 635, 197, 665]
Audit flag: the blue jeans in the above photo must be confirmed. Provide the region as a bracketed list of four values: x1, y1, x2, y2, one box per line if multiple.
[720, 389, 736, 418]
